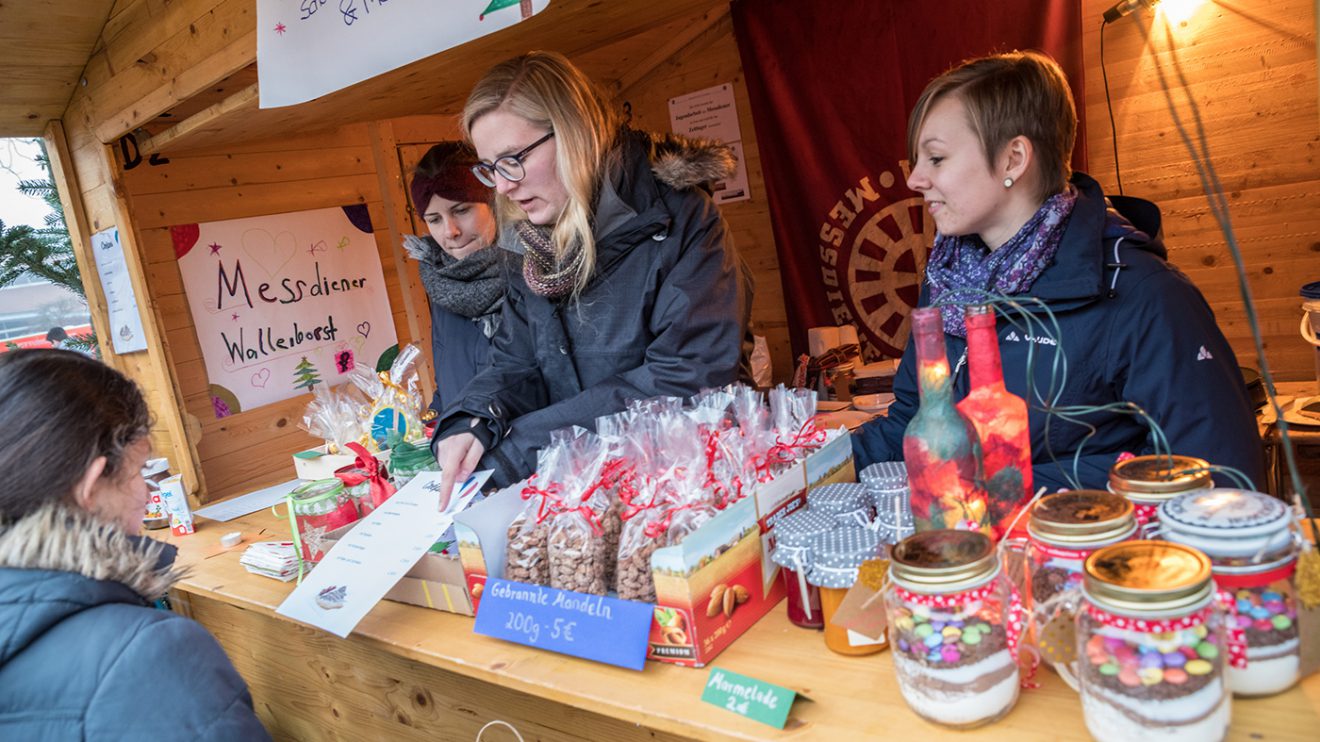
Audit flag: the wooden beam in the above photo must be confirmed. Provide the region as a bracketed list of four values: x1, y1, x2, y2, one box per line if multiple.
[612, 3, 731, 98]
[137, 83, 258, 156]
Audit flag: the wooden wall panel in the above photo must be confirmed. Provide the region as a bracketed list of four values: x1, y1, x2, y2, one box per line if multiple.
[119, 124, 429, 501]
[1081, 0, 1320, 381]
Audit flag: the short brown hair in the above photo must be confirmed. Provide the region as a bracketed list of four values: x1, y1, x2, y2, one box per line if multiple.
[907, 50, 1076, 202]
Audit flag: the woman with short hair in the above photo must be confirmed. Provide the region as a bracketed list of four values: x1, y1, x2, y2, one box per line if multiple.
[854, 50, 1263, 491]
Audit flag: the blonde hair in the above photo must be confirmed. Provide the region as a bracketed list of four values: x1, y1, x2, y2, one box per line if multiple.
[907, 50, 1076, 203]
[462, 51, 620, 295]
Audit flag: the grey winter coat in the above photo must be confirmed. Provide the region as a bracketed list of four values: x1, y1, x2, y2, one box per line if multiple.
[433, 129, 753, 486]
[0, 505, 269, 740]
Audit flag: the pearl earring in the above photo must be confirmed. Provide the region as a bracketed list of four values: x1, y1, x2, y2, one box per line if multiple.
[1003, 177, 1015, 188]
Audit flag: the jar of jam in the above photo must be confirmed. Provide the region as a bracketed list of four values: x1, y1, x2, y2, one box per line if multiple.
[1027, 490, 1138, 681]
[808, 483, 873, 528]
[885, 530, 1022, 728]
[807, 527, 884, 655]
[1078, 541, 1228, 742]
[389, 440, 438, 489]
[1108, 455, 1211, 535]
[1159, 488, 1301, 697]
[288, 479, 358, 563]
[769, 509, 834, 629]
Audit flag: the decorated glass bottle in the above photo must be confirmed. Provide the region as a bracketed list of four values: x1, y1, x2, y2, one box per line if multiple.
[901, 306, 990, 533]
[956, 304, 1032, 539]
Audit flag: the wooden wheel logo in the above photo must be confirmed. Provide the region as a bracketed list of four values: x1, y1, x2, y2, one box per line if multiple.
[821, 177, 932, 359]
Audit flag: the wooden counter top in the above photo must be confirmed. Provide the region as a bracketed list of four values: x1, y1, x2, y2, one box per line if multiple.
[159, 509, 1320, 741]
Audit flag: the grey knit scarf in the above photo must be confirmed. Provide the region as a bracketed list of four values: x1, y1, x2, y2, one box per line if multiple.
[404, 235, 505, 338]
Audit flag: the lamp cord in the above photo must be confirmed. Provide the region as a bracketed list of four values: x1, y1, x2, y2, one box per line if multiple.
[1100, 19, 1125, 196]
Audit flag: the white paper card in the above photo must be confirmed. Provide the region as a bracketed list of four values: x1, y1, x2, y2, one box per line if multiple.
[89, 228, 148, 353]
[256, 0, 551, 108]
[668, 83, 751, 204]
[195, 479, 303, 522]
[276, 470, 490, 637]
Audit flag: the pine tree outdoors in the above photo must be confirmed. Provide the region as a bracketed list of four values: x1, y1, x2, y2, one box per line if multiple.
[1, 138, 97, 353]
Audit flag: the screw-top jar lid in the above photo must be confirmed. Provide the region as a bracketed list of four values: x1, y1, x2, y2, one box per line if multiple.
[1083, 541, 1213, 615]
[1108, 455, 1212, 499]
[806, 527, 880, 588]
[808, 483, 869, 514]
[141, 457, 171, 478]
[1029, 490, 1136, 546]
[860, 461, 908, 491]
[889, 530, 997, 592]
[291, 478, 346, 504]
[1159, 488, 1295, 562]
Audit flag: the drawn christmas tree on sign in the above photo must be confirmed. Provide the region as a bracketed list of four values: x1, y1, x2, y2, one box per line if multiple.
[292, 357, 322, 391]
[480, 0, 533, 20]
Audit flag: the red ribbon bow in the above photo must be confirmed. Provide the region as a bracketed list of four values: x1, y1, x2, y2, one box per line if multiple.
[522, 475, 605, 537]
[335, 442, 396, 509]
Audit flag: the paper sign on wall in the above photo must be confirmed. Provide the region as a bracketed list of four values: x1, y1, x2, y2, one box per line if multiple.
[89, 227, 148, 354]
[276, 470, 489, 637]
[172, 205, 397, 418]
[256, 0, 551, 108]
[668, 83, 751, 204]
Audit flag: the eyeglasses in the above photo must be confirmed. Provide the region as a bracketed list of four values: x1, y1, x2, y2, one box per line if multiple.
[471, 131, 554, 187]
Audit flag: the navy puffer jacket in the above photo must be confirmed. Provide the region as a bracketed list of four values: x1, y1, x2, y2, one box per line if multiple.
[0, 505, 269, 740]
[853, 173, 1264, 491]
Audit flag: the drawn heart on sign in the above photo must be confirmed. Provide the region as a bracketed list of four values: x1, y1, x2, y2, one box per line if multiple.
[356, 322, 371, 339]
[242, 229, 298, 278]
[251, 368, 271, 388]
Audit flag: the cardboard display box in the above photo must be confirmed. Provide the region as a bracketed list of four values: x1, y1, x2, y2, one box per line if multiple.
[453, 429, 854, 667]
[322, 522, 474, 616]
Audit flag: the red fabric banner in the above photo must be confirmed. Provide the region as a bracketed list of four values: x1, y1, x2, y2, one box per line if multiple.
[731, 0, 1087, 360]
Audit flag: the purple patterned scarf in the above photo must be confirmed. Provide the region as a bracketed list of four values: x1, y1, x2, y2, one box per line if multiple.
[515, 221, 582, 299]
[924, 187, 1078, 337]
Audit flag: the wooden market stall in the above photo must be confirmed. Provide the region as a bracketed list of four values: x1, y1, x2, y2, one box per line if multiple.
[3, 0, 1320, 738]
[1, 0, 1315, 505]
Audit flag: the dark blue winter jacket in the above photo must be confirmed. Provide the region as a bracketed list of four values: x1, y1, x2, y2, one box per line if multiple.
[853, 173, 1264, 491]
[428, 289, 492, 416]
[0, 506, 270, 740]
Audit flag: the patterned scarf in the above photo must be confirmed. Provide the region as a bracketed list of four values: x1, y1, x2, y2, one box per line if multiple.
[924, 187, 1078, 337]
[408, 237, 506, 338]
[516, 221, 583, 300]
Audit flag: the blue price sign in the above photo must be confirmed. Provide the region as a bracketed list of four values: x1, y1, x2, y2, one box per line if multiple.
[472, 578, 653, 670]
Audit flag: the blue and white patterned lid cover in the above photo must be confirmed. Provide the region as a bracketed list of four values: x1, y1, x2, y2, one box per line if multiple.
[861, 461, 908, 490]
[808, 483, 869, 514]
[806, 527, 881, 588]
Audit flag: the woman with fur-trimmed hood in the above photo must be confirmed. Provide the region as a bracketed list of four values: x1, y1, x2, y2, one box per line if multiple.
[0, 350, 269, 739]
[432, 51, 753, 503]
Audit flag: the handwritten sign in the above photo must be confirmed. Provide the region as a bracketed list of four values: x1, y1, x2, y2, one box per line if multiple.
[89, 227, 147, 353]
[700, 666, 797, 729]
[256, 0, 552, 108]
[276, 470, 489, 637]
[473, 578, 653, 670]
[172, 205, 397, 417]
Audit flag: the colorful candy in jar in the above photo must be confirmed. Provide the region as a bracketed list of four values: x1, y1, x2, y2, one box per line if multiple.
[885, 530, 1022, 728]
[1159, 488, 1301, 696]
[1078, 541, 1229, 742]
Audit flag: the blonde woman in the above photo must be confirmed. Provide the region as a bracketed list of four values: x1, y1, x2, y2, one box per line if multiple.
[433, 51, 751, 503]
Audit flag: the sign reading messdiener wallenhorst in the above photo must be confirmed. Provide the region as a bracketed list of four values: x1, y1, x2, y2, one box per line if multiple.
[700, 666, 797, 729]
[472, 578, 653, 670]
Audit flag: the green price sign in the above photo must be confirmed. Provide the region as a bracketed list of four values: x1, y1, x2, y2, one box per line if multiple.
[700, 666, 798, 729]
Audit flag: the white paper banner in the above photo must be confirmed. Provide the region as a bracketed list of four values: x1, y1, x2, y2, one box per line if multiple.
[172, 205, 397, 417]
[257, 0, 551, 108]
[277, 470, 490, 637]
[89, 227, 148, 354]
[668, 83, 751, 204]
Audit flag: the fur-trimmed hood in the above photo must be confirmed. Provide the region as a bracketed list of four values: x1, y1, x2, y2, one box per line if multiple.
[0, 504, 182, 600]
[645, 132, 738, 191]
